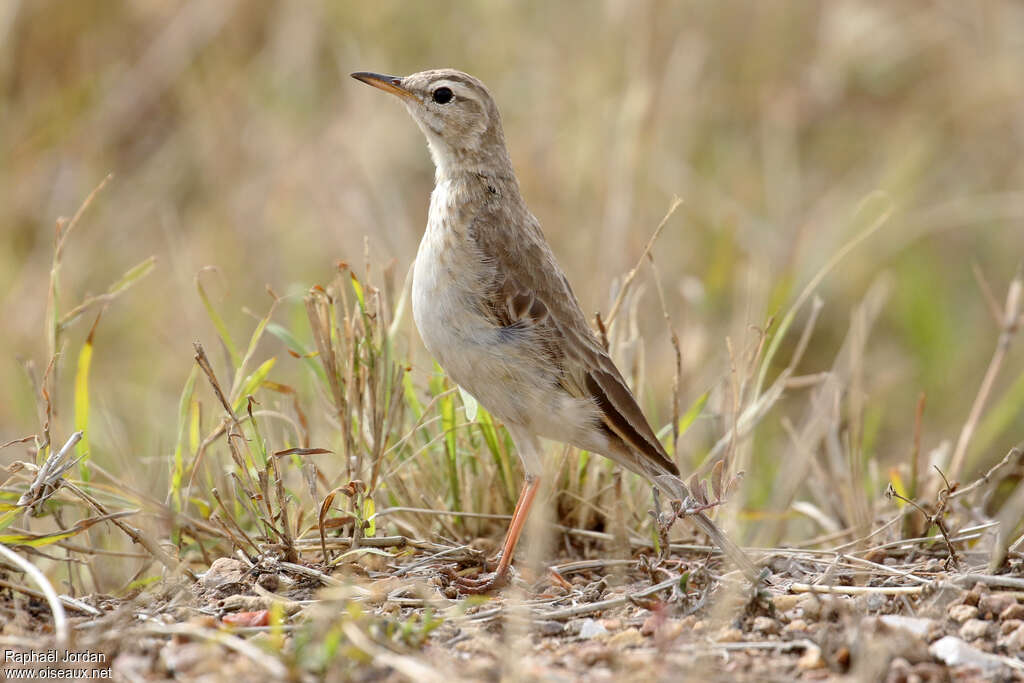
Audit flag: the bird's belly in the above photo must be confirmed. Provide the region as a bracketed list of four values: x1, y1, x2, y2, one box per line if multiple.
[412, 238, 598, 438]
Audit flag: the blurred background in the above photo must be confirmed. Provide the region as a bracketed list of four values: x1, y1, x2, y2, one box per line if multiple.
[2, 1, 1023, 547]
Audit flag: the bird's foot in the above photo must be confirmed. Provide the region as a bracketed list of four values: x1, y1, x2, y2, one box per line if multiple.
[446, 566, 510, 594]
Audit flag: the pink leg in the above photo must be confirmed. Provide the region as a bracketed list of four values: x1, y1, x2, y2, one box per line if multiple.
[454, 475, 541, 593]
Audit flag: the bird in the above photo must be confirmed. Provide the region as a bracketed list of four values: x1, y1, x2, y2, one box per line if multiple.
[352, 69, 757, 592]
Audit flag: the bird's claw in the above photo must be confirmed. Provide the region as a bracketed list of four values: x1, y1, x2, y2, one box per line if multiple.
[451, 571, 509, 594]
[441, 564, 510, 594]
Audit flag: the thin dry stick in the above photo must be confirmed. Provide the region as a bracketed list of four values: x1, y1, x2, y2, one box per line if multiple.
[947, 270, 1022, 481]
[0, 578, 100, 615]
[604, 196, 682, 327]
[791, 583, 924, 596]
[520, 573, 686, 621]
[54, 174, 113, 262]
[0, 435, 36, 451]
[644, 245, 684, 453]
[886, 468, 960, 568]
[950, 446, 1022, 501]
[62, 480, 185, 577]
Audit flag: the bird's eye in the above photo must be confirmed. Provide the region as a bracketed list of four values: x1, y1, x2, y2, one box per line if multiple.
[432, 87, 454, 104]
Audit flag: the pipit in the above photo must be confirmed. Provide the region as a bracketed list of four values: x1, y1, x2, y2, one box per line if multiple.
[352, 69, 757, 591]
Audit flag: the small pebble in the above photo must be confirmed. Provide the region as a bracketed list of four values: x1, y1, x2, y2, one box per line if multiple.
[752, 616, 779, 635]
[878, 615, 932, 638]
[834, 646, 851, 670]
[579, 619, 609, 640]
[1001, 619, 1022, 636]
[978, 593, 1016, 619]
[780, 609, 800, 623]
[1001, 603, 1024, 621]
[797, 594, 822, 620]
[797, 643, 825, 671]
[862, 592, 886, 612]
[255, 573, 279, 592]
[659, 621, 683, 641]
[794, 643, 827, 671]
[716, 627, 743, 643]
[959, 618, 991, 641]
[600, 618, 622, 632]
[887, 657, 911, 680]
[772, 595, 799, 612]
[1004, 624, 1024, 653]
[198, 557, 248, 589]
[947, 603, 978, 624]
[578, 644, 613, 666]
[784, 619, 808, 633]
[607, 628, 644, 649]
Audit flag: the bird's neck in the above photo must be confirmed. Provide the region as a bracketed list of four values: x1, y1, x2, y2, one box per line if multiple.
[427, 132, 516, 180]
[432, 165, 524, 222]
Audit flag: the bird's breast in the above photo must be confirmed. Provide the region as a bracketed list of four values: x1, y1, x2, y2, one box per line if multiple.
[412, 179, 490, 361]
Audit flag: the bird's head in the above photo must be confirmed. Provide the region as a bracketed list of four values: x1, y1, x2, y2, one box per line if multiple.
[351, 69, 511, 176]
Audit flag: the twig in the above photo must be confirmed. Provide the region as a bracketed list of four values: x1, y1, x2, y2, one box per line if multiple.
[0, 579, 101, 615]
[604, 196, 682, 327]
[791, 583, 925, 596]
[532, 574, 686, 621]
[0, 435, 37, 451]
[953, 574, 1024, 591]
[949, 446, 1022, 501]
[947, 269, 1022, 481]
[276, 560, 371, 594]
[55, 174, 113, 261]
[886, 469, 960, 568]
[62, 479, 185, 578]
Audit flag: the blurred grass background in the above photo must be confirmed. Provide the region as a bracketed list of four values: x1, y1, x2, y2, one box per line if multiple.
[2, 0, 1023, 570]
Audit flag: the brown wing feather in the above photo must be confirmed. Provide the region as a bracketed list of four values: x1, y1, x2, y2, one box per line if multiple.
[584, 367, 680, 477]
[470, 189, 678, 478]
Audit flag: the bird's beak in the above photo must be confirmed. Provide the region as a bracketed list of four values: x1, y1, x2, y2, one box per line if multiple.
[351, 72, 416, 101]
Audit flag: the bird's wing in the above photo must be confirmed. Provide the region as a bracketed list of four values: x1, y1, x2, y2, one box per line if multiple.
[471, 202, 679, 478]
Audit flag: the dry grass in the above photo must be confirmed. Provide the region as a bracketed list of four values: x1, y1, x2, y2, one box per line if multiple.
[2, 1, 1024, 680]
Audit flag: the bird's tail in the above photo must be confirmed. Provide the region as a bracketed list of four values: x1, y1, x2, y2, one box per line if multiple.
[652, 474, 760, 581]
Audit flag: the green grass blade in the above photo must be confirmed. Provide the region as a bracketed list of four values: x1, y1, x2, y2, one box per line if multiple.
[232, 357, 277, 413]
[73, 327, 94, 480]
[432, 367, 461, 515]
[678, 390, 709, 438]
[171, 365, 199, 512]
[232, 302, 278, 399]
[476, 408, 515, 507]
[196, 268, 241, 366]
[106, 255, 156, 295]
